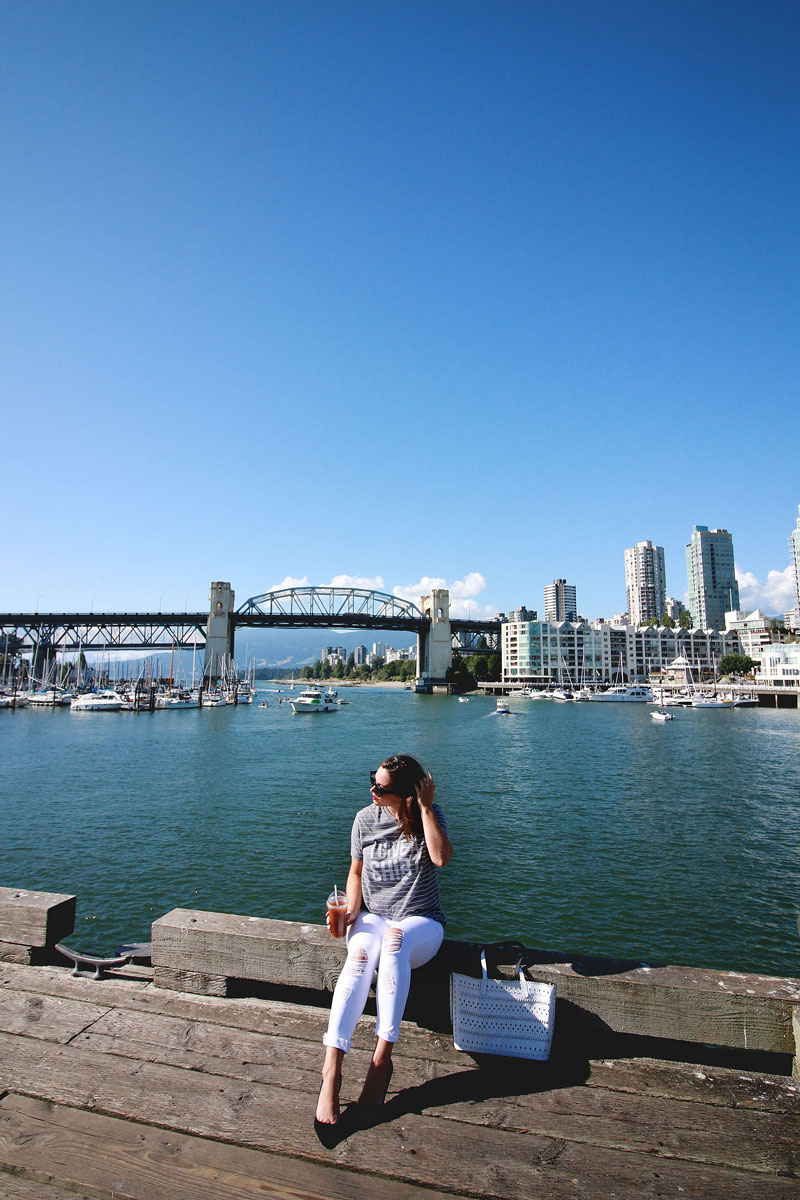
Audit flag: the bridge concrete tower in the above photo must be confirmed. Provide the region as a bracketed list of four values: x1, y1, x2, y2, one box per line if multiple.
[204, 582, 235, 680]
[416, 589, 453, 693]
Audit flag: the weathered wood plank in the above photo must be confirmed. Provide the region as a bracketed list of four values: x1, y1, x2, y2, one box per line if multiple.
[0, 1029, 797, 1198]
[519, 958, 800, 1055]
[152, 967, 229, 996]
[69, 1007, 800, 1176]
[151, 909, 346, 991]
[0, 1094, 459, 1200]
[0, 942, 34, 965]
[0, 991, 110, 1044]
[2, 962, 798, 1114]
[0, 1165, 95, 1200]
[0, 889, 76, 950]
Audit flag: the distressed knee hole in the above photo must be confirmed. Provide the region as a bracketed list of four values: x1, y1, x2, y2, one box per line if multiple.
[383, 928, 404, 954]
[346, 949, 369, 977]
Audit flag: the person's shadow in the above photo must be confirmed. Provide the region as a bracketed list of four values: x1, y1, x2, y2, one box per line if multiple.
[315, 1040, 591, 1146]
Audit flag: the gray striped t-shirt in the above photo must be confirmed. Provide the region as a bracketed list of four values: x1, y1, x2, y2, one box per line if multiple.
[351, 802, 448, 926]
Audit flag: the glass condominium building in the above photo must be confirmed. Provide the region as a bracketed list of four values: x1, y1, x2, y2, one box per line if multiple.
[685, 525, 740, 631]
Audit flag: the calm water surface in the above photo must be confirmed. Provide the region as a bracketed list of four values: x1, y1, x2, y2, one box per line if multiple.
[2, 687, 799, 977]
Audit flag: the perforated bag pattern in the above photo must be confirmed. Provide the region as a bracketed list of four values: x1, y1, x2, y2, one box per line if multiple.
[450, 949, 556, 1060]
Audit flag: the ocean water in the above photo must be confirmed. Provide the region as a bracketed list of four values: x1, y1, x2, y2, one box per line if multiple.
[2, 687, 799, 977]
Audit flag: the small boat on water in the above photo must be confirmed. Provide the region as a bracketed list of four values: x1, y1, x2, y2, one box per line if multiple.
[551, 688, 574, 702]
[651, 710, 675, 722]
[290, 687, 340, 713]
[589, 685, 653, 703]
[690, 694, 735, 709]
[155, 690, 199, 709]
[458, 696, 469, 703]
[28, 689, 74, 706]
[494, 699, 510, 715]
[70, 690, 124, 712]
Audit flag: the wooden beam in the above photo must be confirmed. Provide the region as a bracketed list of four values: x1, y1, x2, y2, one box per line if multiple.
[151, 909, 346, 992]
[151, 910, 800, 1055]
[0, 889, 75, 952]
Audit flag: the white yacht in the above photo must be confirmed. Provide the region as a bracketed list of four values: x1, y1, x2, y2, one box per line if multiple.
[28, 689, 73, 706]
[588, 685, 653, 703]
[70, 690, 124, 712]
[290, 687, 340, 713]
[155, 690, 199, 709]
[690, 694, 735, 709]
[651, 710, 675, 722]
[494, 698, 511, 715]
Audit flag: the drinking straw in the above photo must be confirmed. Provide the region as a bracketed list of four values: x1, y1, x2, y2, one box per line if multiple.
[334, 884, 339, 904]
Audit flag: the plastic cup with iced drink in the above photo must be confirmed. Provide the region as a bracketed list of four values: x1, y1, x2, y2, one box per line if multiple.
[327, 888, 348, 938]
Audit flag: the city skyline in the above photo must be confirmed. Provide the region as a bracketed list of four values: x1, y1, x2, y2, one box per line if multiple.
[3, 5, 798, 620]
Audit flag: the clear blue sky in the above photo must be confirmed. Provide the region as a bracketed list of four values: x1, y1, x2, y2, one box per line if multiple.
[3, 2, 798, 620]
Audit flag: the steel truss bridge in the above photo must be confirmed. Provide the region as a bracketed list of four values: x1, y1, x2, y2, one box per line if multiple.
[0, 587, 499, 658]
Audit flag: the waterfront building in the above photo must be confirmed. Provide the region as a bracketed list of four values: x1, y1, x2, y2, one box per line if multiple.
[790, 504, 800, 612]
[501, 616, 740, 686]
[624, 541, 666, 625]
[725, 609, 788, 658]
[543, 579, 577, 623]
[353, 645, 368, 666]
[685, 526, 740, 630]
[785, 608, 800, 633]
[372, 641, 387, 658]
[756, 643, 800, 689]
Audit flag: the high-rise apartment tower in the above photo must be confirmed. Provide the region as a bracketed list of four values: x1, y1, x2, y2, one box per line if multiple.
[624, 540, 666, 626]
[543, 579, 577, 622]
[790, 505, 800, 612]
[685, 525, 739, 630]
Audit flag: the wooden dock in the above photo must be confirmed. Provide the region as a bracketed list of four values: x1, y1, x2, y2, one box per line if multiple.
[1, 949, 799, 1199]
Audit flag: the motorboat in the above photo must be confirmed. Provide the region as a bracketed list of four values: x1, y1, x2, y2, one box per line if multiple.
[651, 710, 675, 722]
[494, 699, 510, 715]
[200, 690, 226, 708]
[70, 690, 124, 712]
[290, 687, 340, 713]
[588, 685, 653, 702]
[551, 688, 574, 701]
[458, 696, 470, 703]
[155, 690, 199, 709]
[732, 694, 759, 707]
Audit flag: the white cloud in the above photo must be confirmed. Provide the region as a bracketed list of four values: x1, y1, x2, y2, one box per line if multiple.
[265, 575, 309, 592]
[328, 573, 385, 591]
[392, 572, 498, 619]
[735, 563, 797, 614]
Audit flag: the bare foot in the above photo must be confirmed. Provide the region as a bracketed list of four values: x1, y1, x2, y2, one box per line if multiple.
[315, 1069, 341, 1124]
[357, 1058, 393, 1107]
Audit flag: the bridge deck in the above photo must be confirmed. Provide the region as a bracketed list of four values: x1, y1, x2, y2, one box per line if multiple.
[0, 960, 798, 1199]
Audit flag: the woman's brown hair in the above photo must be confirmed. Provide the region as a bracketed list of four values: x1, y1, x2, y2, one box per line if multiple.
[380, 753, 427, 841]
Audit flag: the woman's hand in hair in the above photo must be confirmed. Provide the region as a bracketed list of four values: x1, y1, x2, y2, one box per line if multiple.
[416, 772, 436, 811]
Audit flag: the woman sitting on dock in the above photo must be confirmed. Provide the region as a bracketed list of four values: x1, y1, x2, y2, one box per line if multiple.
[315, 753, 453, 1127]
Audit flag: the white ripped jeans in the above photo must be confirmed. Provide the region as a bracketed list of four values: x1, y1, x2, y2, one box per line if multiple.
[323, 910, 444, 1052]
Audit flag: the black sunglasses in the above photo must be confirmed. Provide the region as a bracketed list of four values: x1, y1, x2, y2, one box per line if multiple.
[370, 770, 396, 797]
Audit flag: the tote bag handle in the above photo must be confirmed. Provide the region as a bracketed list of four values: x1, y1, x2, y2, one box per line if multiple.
[479, 948, 529, 998]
